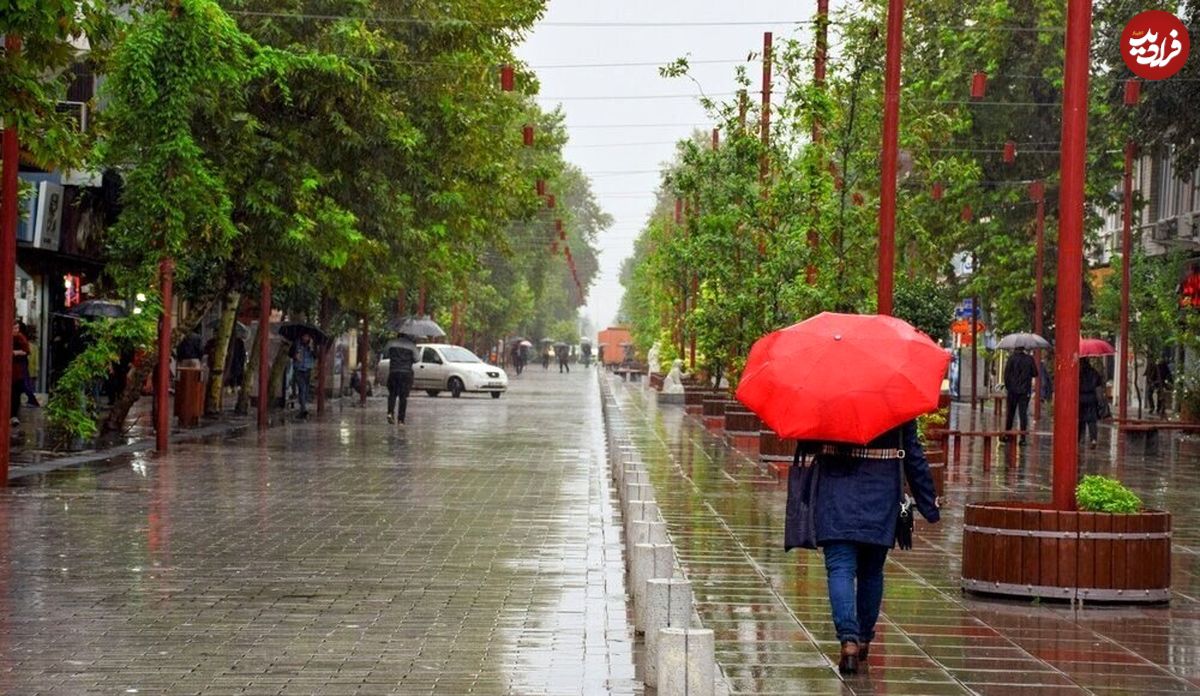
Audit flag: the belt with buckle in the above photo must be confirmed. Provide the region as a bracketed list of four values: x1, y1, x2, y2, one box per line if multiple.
[818, 445, 905, 460]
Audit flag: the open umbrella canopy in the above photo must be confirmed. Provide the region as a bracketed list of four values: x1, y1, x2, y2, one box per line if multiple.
[735, 312, 950, 445]
[1080, 337, 1116, 356]
[996, 332, 1050, 350]
[580, 337, 593, 345]
[519, 340, 533, 348]
[554, 341, 569, 349]
[278, 322, 329, 347]
[67, 299, 127, 319]
[387, 315, 445, 339]
[540, 337, 554, 344]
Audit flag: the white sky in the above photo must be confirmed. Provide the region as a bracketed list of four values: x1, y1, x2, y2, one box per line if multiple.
[517, 1, 819, 331]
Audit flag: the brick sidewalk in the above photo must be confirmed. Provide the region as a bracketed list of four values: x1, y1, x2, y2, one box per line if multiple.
[0, 368, 639, 695]
[607, 376, 1200, 695]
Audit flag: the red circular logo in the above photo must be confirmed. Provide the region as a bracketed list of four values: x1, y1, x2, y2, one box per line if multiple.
[1122, 11, 1190, 80]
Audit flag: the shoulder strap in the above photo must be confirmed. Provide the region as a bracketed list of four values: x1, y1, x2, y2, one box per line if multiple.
[793, 442, 806, 467]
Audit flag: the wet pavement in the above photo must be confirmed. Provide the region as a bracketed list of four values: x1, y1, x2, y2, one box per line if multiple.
[0, 368, 640, 695]
[608, 377, 1200, 695]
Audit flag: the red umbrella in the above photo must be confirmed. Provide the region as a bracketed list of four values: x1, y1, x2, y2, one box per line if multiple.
[735, 312, 950, 445]
[1079, 338, 1116, 356]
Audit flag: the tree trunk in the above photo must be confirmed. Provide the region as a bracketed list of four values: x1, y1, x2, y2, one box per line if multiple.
[102, 298, 216, 434]
[235, 319, 260, 416]
[205, 290, 241, 416]
[268, 343, 289, 409]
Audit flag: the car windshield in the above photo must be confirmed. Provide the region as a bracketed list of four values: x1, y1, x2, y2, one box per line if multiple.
[440, 346, 482, 363]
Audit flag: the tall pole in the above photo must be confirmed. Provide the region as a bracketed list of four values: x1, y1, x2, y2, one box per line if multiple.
[1032, 180, 1046, 421]
[1052, 0, 1092, 511]
[808, 0, 829, 286]
[0, 36, 20, 483]
[1118, 140, 1135, 423]
[760, 31, 772, 186]
[876, 0, 905, 316]
[316, 295, 329, 416]
[155, 259, 174, 452]
[257, 276, 270, 430]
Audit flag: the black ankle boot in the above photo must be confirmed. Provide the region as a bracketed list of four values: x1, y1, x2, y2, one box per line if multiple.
[859, 641, 870, 662]
[839, 641, 859, 674]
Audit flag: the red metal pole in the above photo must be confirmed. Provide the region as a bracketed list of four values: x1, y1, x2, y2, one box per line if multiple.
[712, 128, 719, 150]
[257, 276, 270, 430]
[971, 290, 979, 406]
[155, 258, 174, 452]
[1052, 0, 1092, 511]
[359, 316, 368, 406]
[316, 297, 328, 416]
[1118, 140, 1134, 423]
[876, 0, 904, 316]
[0, 36, 19, 482]
[689, 275, 698, 369]
[1033, 181, 1046, 421]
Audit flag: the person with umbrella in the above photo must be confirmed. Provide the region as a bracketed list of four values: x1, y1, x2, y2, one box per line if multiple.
[540, 339, 552, 370]
[736, 313, 942, 674]
[1079, 358, 1104, 447]
[289, 332, 318, 419]
[10, 320, 30, 426]
[579, 339, 592, 367]
[509, 341, 525, 376]
[384, 334, 417, 425]
[555, 342, 570, 373]
[1002, 347, 1038, 443]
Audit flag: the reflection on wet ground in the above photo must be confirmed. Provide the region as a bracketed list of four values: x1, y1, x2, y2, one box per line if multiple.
[610, 378, 1200, 695]
[0, 369, 639, 695]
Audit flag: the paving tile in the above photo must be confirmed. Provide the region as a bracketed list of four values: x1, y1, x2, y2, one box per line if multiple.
[0, 369, 640, 694]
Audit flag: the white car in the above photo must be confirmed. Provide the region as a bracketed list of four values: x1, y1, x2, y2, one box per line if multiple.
[377, 344, 508, 399]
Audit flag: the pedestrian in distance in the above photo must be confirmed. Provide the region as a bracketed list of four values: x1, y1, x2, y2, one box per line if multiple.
[556, 343, 570, 373]
[804, 423, 940, 674]
[1078, 358, 1103, 447]
[542, 347, 551, 370]
[290, 332, 317, 419]
[17, 321, 38, 408]
[1143, 359, 1161, 414]
[385, 335, 417, 425]
[1002, 347, 1037, 443]
[10, 321, 30, 427]
[509, 342, 524, 376]
[1154, 358, 1172, 416]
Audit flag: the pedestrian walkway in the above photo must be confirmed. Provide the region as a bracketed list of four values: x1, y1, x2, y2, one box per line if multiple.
[607, 376, 1200, 695]
[0, 367, 639, 695]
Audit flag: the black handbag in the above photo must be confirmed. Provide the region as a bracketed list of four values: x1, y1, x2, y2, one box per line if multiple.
[784, 444, 819, 551]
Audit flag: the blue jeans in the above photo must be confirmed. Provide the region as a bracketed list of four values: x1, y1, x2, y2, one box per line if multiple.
[295, 369, 311, 414]
[822, 541, 890, 644]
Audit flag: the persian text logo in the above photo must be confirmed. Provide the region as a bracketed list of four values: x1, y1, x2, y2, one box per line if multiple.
[1122, 10, 1190, 80]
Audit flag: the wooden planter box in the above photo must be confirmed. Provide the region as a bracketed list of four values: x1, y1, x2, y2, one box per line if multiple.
[683, 386, 712, 415]
[701, 396, 732, 431]
[725, 406, 761, 455]
[648, 372, 664, 391]
[961, 501, 1171, 603]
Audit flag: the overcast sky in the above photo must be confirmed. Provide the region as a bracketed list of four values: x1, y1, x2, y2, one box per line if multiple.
[517, 1, 819, 332]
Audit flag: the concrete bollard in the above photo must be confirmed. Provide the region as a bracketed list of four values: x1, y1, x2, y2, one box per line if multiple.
[656, 628, 715, 696]
[624, 468, 649, 488]
[628, 519, 668, 547]
[624, 500, 660, 538]
[624, 482, 654, 508]
[631, 542, 675, 632]
[644, 578, 694, 688]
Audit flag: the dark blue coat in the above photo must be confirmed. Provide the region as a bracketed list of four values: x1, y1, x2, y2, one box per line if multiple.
[813, 421, 940, 548]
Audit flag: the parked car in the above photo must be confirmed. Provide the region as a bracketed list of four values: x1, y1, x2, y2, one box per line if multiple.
[375, 344, 508, 399]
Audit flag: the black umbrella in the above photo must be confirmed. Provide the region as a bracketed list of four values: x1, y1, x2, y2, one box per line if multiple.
[554, 341, 569, 349]
[278, 322, 329, 346]
[208, 319, 250, 338]
[67, 299, 127, 319]
[580, 337, 593, 345]
[387, 315, 445, 339]
[540, 337, 554, 344]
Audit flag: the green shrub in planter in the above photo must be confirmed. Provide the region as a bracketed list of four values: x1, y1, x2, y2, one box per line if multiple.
[1076, 475, 1143, 513]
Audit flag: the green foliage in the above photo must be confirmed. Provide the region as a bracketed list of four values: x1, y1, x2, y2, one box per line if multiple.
[1075, 475, 1143, 514]
[895, 278, 955, 342]
[916, 408, 948, 445]
[46, 305, 159, 441]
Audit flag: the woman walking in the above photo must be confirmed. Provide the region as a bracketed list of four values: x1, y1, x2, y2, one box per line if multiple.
[808, 421, 940, 673]
[1078, 359, 1103, 447]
